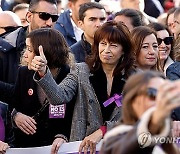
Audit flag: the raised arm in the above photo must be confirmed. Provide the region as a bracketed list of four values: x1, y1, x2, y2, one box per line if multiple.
[32, 45, 78, 105]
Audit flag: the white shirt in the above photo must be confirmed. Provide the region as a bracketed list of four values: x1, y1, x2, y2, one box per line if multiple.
[70, 17, 83, 42]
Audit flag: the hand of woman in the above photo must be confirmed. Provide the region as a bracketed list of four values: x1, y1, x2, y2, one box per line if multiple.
[0, 141, 9, 154]
[79, 129, 103, 154]
[31, 45, 47, 77]
[14, 112, 37, 135]
[51, 137, 66, 154]
[150, 80, 180, 134]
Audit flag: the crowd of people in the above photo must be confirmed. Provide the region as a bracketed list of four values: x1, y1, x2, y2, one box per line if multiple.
[0, 0, 180, 154]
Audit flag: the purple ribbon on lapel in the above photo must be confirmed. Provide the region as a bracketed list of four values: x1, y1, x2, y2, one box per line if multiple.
[103, 94, 122, 107]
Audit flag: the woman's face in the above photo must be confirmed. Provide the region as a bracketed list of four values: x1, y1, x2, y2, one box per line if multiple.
[99, 39, 124, 67]
[24, 38, 35, 70]
[132, 77, 165, 119]
[137, 34, 158, 70]
[156, 30, 171, 62]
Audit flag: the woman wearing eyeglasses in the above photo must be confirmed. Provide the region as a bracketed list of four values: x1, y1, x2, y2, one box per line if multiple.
[148, 22, 174, 75]
[101, 71, 180, 154]
[131, 26, 162, 72]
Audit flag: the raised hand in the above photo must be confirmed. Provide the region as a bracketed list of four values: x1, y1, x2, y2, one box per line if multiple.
[31, 45, 47, 77]
[14, 112, 37, 135]
[149, 80, 180, 135]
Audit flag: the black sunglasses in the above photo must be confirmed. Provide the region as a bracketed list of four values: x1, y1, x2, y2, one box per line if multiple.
[157, 36, 173, 46]
[0, 26, 19, 32]
[147, 88, 157, 100]
[31, 11, 59, 22]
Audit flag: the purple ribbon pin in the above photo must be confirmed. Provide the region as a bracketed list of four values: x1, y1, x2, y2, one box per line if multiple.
[103, 94, 123, 107]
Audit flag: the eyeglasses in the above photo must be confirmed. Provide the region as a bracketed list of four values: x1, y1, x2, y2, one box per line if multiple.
[31, 11, 59, 22]
[0, 26, 19, 32]
[157, 36, 173, 45]
[146, 88, 157, 100]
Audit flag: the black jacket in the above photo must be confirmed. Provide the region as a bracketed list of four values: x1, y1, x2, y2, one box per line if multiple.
[0, 26, 27, 103]
[70, 34, 91, 63]
[54, 10, 77, 46]
[12, 66, 75, 147]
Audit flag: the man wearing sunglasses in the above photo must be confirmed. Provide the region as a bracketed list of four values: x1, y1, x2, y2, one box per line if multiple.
[0, 0, 58, 100]
[54, 0, 91, 47]
[0, 0, 58, 150]
[0, 11, 22, 35]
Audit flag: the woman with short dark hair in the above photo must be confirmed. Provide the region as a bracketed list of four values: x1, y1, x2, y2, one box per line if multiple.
[32, 21, 135, 153]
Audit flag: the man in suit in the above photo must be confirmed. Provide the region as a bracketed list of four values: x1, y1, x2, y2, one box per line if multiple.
[70, 2, 106, 62]
[54, 0, 91, 46]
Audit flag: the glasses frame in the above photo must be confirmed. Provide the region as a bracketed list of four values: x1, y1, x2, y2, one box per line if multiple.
[31, 11, 59, 22]
[136, 87, 157, 101]
[146, 88, 157, 100]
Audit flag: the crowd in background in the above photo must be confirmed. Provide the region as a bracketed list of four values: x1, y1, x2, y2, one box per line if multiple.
[0, 0, 180, 154]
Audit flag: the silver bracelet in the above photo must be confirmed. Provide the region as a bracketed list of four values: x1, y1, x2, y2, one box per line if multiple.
[54, 134, 68, 142]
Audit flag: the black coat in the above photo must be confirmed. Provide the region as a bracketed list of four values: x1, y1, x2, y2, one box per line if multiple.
[70, 34, 91, 63]
[0, 27, 27, 103]
[12, 66, 75, 147]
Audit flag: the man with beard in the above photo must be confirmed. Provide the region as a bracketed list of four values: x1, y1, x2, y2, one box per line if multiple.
[0, 0, 58, 103]
[0, 1, 58, 150]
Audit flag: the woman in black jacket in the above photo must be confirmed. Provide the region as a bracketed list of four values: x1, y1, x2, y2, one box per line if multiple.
[11, 28, 75, 153]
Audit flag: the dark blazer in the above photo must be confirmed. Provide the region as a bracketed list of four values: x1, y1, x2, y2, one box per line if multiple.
[70, 34, 91, 63]
[12, 66, 75, 148]
[166, 62, 180, 80]
[0, 26, 27, 103]
[166, 62, 180, 120]
[54, 10, 77, 46]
